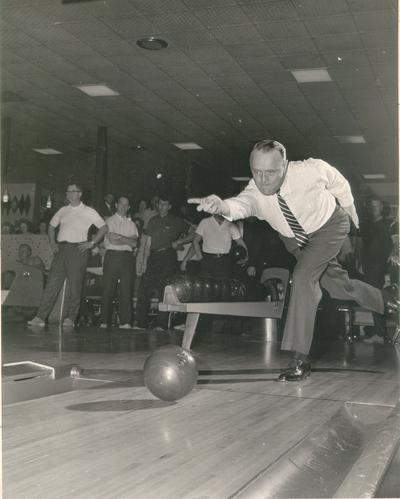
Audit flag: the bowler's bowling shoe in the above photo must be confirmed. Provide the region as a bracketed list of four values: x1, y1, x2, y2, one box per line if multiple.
[277, 359, 311, 382]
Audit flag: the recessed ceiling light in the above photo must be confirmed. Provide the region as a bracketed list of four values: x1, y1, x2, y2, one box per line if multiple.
[362, 174, 386, 179]
[137, 37, 168, 50]
[336, 135, 366, 144]
[337, 56, 343, 62]
[34, 148, 63, 155]
[290, 68, 332, 83]
[232, 177, 251, 181]
[172, 143, 203, 150]
[131, 145, 147, 152]
[73, 84, 120, 97]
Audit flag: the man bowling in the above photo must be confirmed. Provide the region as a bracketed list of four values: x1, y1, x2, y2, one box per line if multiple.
[189, 140, 399, 382]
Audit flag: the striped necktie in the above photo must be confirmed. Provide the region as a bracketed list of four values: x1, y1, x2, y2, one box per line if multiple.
[276, 190, 309, 249]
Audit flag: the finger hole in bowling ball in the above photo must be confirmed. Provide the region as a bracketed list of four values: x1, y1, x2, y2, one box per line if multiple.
[143, 345, 198, 402]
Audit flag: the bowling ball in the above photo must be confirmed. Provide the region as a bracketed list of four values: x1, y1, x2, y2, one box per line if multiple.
[170, 274, 192, 302]
[143, 345, 198, 401]
[220, 279, 231, 301]
[192, 278, 203, 302]
[212, 279, 222, 302]
[230, 278, 247, 301]
[201, 277, 213, 302]
[230, 245, 247, 263]
[263, 279, 279, 302]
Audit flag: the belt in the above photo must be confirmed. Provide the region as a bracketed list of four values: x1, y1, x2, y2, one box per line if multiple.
[151, 247, 172, 253]
[106, 249, 132, 254]
[204, 252, 228, 258]
[58, 241, 86, 245]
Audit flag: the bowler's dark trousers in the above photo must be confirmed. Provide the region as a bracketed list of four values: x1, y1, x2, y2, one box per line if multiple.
[101, 250, 134, 325]
[135, 248, 177, 328]
[37, 242, 89, 322]
[280, 207, 384, 355]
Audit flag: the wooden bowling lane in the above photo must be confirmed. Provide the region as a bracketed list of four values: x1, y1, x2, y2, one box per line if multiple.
[2, 323, 400, 498]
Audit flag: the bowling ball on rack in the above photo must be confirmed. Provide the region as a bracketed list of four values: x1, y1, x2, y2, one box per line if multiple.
[212, 279, 222, 302]
[143, 345, 198, 401]
[263, 279, 280, 302]
[220, 279, 231, 301]
[170, 274, 193, 303]
[230, 245, 247, 264]
[230, 278, 247, 301]
[201, 277, 214, 302]
[192, 278, 203, 302]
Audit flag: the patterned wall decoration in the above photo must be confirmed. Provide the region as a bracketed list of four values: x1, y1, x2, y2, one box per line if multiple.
[2, 183, 36, 223]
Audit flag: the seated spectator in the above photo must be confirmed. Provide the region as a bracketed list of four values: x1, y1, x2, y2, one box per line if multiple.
[36, 220, 48, 235]
[15, 218, 32, 235]
[2, 222, 14, 234]
[17, 243, 45, 272]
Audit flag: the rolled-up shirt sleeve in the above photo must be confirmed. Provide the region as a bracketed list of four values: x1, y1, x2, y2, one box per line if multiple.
[224, 183, 257, 221]
[315, 159, 354, 208]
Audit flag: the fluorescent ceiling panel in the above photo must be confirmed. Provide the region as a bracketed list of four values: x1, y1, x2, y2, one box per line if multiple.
[336, 135, 366, 143]
[74, 84, 120, 97]
[362, 174, 386, 179]
[172, 142, 203, 150]
[34, 148, 63, 155]
[290, 68, 332, 83]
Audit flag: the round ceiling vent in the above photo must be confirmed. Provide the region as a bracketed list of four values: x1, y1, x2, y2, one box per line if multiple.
[136, 37, 168, 50]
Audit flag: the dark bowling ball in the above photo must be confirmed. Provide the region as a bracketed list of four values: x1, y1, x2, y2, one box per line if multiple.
[171, 274, 192, 302]
[230, 278, 247, 301]
[192, 278, 203, 302]
[263, 279, 280, 302]
[143, 345, 198, 401]
[220, 279, 231, 301]
[212, 279, 222, 302]
[201, 277, 213, 302]
[230, 245, 247, 263]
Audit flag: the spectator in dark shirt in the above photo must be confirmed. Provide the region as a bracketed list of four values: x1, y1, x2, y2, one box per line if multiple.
[135, 195, 186, 330]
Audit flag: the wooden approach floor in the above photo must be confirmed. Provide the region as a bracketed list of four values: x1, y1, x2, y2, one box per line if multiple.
[2, 323, 400, 499]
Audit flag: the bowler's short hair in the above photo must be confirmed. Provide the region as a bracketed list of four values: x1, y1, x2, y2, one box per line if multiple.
[251, 140, 287, 161]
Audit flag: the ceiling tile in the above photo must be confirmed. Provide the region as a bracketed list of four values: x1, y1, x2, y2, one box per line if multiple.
[279, 53, 325, 69]
[242, 1, 299, 22]
[256, 20, 308, 40]
[147, 12, 204, 32]
[347, 0, 394, 12]
[193, 6, 252, 28]
[304, 16, 357, 36]
[268, 37, 318, 56]
[130, 0, 188, 16]
[184, 0, 236, 8]
[210, 25, 263, 45]
[313, 33, 363, 52]
[292, 0, 349, 17]
[353, 10, 397, 31]
[361, 30, 397, 48]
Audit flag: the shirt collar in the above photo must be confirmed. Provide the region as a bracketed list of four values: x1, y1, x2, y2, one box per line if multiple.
[69, 202, 83, 209]
[277, 162, 291, 196]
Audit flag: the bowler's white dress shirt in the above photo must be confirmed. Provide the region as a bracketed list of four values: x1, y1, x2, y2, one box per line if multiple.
[104, 213, 138, 252]
[50, 203, 105, 243]
[225, 158, 353, 238]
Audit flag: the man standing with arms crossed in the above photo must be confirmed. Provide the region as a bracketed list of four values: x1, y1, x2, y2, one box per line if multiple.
[28, 183, 108, 328]
[189, 140, 398, 381]
[99, 196, 138, 329]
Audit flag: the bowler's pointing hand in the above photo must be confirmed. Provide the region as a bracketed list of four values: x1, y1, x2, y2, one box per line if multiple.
[188, 195, 230, 217]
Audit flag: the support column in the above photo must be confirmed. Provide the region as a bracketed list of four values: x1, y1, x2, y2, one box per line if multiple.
[94, 126, 108, 211]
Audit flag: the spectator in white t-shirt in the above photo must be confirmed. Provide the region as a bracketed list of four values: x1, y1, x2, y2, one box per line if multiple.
[181, 214, 247, 279]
